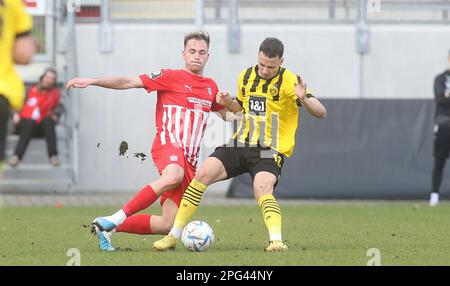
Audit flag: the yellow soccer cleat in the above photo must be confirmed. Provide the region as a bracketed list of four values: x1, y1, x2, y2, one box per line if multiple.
[264, 241, 289, 252]
[153, 234, 177, 251]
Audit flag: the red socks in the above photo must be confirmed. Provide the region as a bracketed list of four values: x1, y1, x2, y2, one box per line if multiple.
[116, 214, 153, 234]
[122, 185, 158, 217]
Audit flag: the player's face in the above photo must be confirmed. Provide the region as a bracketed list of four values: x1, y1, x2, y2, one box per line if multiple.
[183, 39, 209, 75]
[257, 51, 283, 80]
[41, 72, 57, 89]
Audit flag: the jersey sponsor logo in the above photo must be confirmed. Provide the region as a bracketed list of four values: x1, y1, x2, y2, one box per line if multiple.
[268, 85, 278, 96]
[186, 97, 212, 108]
[147, 70, 162, 79]
[249, 96, 266, 113]
[27, 97, 37, 107]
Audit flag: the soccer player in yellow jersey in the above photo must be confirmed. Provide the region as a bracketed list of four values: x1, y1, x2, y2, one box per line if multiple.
[0, 0, 34, 166]
[154, 37, 326, 252]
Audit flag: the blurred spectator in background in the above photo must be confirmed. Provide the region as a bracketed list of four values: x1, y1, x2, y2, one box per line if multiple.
[0, 0, 34, 169]
[430, 49, 450, 206]
[8, 68, 62, 167]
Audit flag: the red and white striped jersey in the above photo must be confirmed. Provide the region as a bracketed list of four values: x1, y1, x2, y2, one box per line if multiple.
[139, 69, 224, 167]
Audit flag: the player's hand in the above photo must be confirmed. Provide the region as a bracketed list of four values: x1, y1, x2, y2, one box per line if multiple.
[66, 78, 93, 90]
[216, 91, 232, 106]
[294, 75, 307, 101]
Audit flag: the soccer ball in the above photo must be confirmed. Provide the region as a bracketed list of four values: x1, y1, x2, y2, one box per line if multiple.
[181, 220, 215, 252]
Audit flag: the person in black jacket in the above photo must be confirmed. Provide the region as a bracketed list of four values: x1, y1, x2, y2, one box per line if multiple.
[430, 49, 450, 206]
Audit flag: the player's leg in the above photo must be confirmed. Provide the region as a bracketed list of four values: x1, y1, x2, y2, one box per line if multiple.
[153, 155, 229, 251]
[94, 185, 182, 251]
[92, 142, 186, 250]
[115, 196, 178, 235]
[430, 126, 450, 206]
[431, 157, 446, 206]
[253, 171, 287, 252]
[170, 157, 228, 236]
[93, 163, 184, 232]
[92, 164, 184, 251]
[250, 149, 287, 252]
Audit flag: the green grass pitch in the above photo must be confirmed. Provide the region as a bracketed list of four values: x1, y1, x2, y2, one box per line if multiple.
[0, 202, 449, 266]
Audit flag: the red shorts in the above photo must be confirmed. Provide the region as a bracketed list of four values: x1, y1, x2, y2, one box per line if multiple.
[151, 137, 196, 207]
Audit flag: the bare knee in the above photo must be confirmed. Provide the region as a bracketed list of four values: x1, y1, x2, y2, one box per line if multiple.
[254, 183, 274, 197]
[195, 167, 213, 185]
[253, 172, 277, 199]
[161, 173, 183, 190]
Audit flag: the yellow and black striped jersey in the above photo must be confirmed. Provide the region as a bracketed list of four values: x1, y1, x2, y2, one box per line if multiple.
[0, 0, 33, 111]
[233, 65, 312, 157]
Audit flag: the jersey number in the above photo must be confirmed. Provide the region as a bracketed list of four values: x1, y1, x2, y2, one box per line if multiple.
[273, 154, 282, 168]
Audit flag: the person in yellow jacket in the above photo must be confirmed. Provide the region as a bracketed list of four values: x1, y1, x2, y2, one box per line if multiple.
[0, 0, 35, 165]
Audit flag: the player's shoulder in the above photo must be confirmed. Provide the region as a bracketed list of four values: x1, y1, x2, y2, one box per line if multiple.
[203, 76, 218, 85]
[281, 68, 298, 82]
[143, 68, 171, 80]
[201, 76, 218, 91]
[238, 66, 255, 79]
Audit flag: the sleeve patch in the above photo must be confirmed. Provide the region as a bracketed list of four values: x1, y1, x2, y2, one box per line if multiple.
[146, 70, 162, 79]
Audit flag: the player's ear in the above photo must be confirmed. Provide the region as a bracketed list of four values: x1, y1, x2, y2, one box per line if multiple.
[280, 57, 284, 66]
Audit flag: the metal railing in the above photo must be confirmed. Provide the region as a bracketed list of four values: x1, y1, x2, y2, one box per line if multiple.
[92, 0, 450, 24]
[57, 0, 80, 189]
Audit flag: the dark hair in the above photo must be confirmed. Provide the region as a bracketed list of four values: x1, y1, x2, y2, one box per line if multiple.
[259, 37, 284, 58]
[39, 67, 57, 88]
[184, 31, 210, 48]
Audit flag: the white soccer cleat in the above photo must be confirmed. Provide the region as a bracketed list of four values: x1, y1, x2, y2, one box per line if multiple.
[93, 225, 115, 251]
[429, 192, 439, 207]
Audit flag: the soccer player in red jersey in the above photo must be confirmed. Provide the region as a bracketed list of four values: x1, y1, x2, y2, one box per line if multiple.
[66, 31, 232, 251]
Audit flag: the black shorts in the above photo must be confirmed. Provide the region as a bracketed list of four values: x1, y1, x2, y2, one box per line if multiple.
[434, 124, 450, 158]
[210, 145, 285, 184]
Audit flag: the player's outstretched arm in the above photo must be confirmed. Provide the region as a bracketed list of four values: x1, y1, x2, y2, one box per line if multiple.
[295, 76, 327, 119]
[66, 76, 144, 91]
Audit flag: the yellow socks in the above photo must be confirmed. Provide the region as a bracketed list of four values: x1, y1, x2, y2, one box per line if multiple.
[258, 194, 283, 242]
[171, 179, 207, 238]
